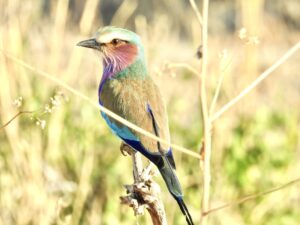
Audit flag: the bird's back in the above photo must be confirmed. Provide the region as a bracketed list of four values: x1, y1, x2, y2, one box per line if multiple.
[99, 76, 171, 154]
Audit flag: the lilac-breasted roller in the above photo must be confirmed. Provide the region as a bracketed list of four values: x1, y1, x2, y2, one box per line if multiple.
[77, 26, 194, 225]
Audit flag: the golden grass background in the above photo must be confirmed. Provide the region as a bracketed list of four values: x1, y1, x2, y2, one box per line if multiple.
[0, 0, 300, 224]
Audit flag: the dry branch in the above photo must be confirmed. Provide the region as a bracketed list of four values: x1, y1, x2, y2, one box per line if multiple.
[120, 144, 167, 225]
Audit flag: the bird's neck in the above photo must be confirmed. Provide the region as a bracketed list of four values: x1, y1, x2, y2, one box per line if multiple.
[101, 57, 147, 83]
[115, 58, 148, 79]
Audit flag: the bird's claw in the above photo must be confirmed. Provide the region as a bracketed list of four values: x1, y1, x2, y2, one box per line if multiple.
[120, 142, 135, 156]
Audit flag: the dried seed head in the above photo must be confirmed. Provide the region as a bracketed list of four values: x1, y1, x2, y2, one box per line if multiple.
[36, 119, 46, 129]
[238, 27, 247, 40]
[12, 96, 23, 108]
[247, 36, 260, 45]
[44, 104, 52, 113]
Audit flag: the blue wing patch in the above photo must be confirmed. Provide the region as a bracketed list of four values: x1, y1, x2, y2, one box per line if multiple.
[100, 110, 163, 164]
[101, 111, 139, 141]
[99, 101, 176, 170]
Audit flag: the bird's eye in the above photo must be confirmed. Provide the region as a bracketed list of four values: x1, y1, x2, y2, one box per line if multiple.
[111, 39, 121, 45]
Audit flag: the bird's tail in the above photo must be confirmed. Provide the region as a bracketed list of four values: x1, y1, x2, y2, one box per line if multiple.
[154, 155, 194, 225]
[175, 196, 194, 225]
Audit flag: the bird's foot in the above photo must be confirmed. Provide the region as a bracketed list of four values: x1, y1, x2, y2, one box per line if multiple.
[120, 142, 135, 156]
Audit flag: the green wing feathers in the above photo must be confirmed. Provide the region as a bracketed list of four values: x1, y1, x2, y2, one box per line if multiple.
[99, 76, 171, 153]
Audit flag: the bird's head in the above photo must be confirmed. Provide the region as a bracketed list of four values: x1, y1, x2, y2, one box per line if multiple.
[77, 26, 145, 75]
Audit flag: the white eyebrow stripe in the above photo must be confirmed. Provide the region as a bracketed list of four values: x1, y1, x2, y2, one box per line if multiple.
[97, 32, 131, 43]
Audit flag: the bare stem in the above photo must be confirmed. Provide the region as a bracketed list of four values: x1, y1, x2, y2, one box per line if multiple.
[209, 51, 234, 115]
[211, 41, 300, 122]
[199, 0, 211, 224]
[0, 110, 35, 130]
[166, 62, 201, 78]
[189, 0, 203, 26]
[209, 71, 225, 116]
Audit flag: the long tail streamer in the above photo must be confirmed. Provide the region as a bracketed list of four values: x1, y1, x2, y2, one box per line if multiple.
[175, 197, 194, 225]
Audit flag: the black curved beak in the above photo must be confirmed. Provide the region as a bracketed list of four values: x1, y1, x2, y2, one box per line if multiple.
[76, 38, 101, 50]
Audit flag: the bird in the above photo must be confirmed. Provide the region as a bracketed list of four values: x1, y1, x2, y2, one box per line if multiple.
[77, 26, 194, 225]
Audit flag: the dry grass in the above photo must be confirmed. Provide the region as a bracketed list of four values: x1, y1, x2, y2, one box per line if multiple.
[1, 0, 300, 225]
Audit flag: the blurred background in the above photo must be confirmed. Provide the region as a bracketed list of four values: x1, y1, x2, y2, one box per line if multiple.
[0, 0, 300, 224]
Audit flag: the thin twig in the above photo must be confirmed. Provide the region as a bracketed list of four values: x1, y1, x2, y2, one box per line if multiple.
[189, 0, 203, 26]
[209, 52, 235, 115]
[211, 41, 300, 122]
[0, 110, 35, 130]
[166, 62, 201, 78]
[209, 71, 225, 116]
[0, 50, 200, 159]
[203, 177, 300, 216]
